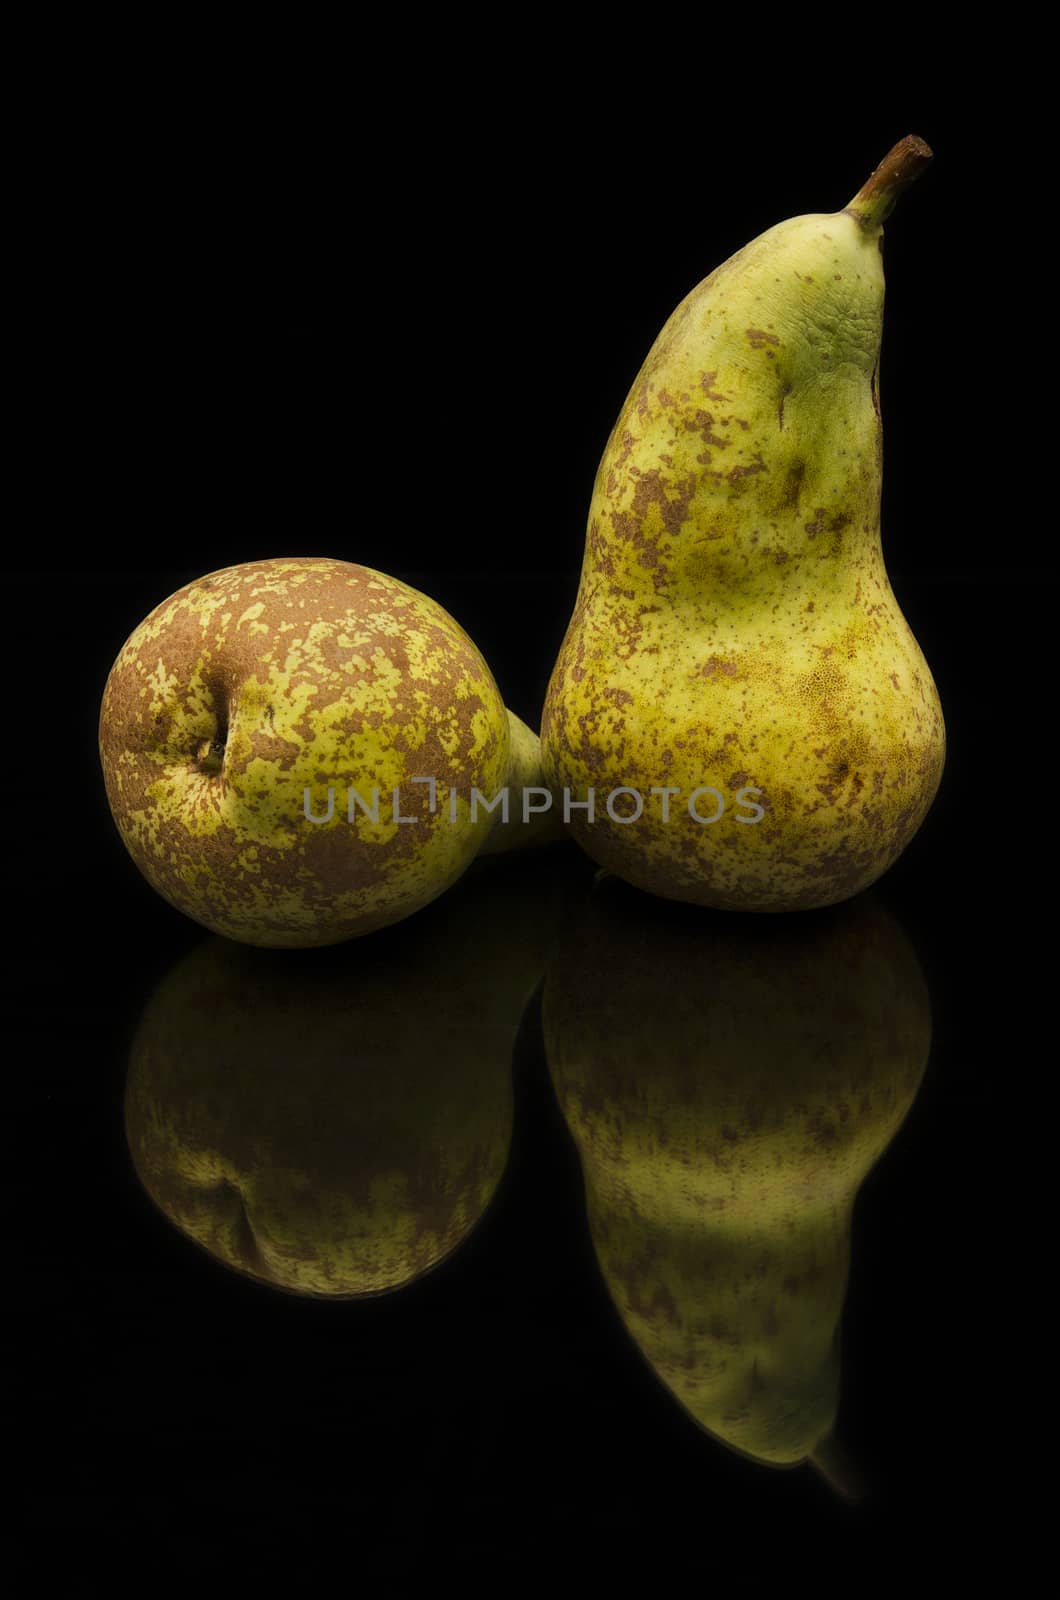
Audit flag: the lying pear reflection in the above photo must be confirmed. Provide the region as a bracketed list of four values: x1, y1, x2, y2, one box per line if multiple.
[544, 880, 930, 1478]
[125, 853, 571, 1296]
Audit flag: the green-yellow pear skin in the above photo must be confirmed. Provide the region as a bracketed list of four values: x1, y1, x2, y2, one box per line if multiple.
[100, 556, 556, 948]
[124, 852, 575, 1297]
[541, 137, 944, 911]
[543, 880, 930, 1471]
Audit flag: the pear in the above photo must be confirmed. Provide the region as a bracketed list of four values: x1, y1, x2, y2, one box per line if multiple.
[124, 851, 577, 1296]
[543, 878, 930, 1473]
[100, 557, 559, 948]
[541, 138, 944, 911]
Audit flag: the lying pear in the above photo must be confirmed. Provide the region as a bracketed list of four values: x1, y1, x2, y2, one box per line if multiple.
[544, 879, 930, 1472]
[124, 851, 575, 1296]
[100, 557, 557, 947]
[542, 138, 944, 911]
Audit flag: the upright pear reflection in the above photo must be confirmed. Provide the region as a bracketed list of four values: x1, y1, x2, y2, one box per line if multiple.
[125, 854, 571, 1297]
[544, 881, 930, 1478]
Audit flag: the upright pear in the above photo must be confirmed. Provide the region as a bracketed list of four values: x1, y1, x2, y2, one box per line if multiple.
[542, 138, 944, 911]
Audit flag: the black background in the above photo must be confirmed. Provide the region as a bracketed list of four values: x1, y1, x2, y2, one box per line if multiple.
[18, 60, 1023, 1580]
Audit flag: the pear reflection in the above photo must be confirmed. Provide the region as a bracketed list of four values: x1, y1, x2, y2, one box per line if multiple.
[544, 880, 930, 1478]
[125, 853, 573, 1297]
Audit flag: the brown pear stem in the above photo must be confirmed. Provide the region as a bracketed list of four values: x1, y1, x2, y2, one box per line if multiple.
[846, 135, 933, 232]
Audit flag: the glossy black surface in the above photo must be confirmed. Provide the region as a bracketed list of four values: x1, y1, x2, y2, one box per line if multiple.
[19, 89, 1016, 1576]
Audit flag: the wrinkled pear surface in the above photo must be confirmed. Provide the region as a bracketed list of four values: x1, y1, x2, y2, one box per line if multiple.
[100, 558, 512, 945]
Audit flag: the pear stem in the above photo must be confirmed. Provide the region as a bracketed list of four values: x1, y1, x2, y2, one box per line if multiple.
[845, 135, 933, 232]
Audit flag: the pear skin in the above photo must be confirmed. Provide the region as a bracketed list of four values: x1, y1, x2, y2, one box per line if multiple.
[541, 138, 944, 911]
[100, 557, 558, 947]
[543, 879, 930, 1469]
[480, 709, 568, 854]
